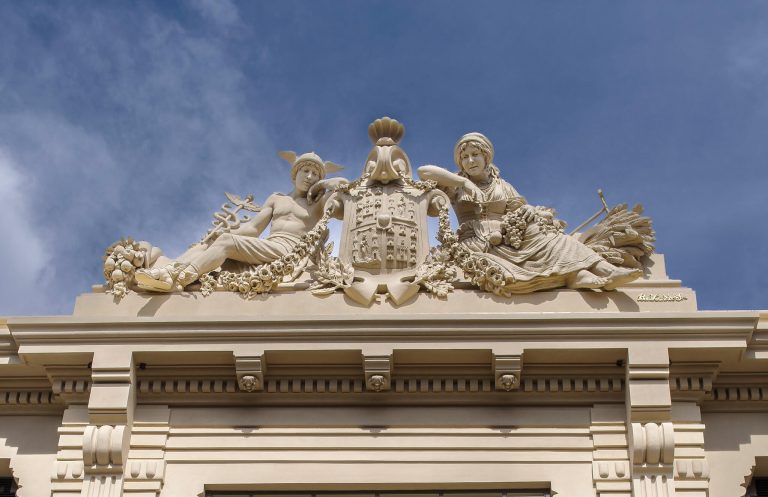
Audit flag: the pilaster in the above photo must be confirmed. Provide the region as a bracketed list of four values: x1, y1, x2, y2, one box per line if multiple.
[123, 406, 169, 497]
[81, 349, 136, 497]
[670, 403, 709, 497]
[51, 406, 88, 497]
[626, 346, 675, 497]
[591, 405, 631, 497]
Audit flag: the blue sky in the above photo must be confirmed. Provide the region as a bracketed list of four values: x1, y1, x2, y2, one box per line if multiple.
[0, 1, 766, 315]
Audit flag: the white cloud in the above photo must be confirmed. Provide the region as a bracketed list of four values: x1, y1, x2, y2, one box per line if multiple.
[189, 0, 240, 27]
[0, 5, 286, 314]
[0, 150, 50, 315]
[729, 25, 768, 90]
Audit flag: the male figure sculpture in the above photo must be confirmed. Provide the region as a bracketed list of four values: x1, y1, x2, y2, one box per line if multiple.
[135, 152, 346, 292]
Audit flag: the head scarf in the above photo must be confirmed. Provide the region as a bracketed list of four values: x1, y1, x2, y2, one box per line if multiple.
[453, 132, 494, 170]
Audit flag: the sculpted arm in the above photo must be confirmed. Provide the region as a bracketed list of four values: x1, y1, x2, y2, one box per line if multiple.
[417, 165, 483, 201]
[228, 195, 275, 238]
[308, 177, 349, 204]
[417, 165, 468, 188]
[308, 177, 349, 219]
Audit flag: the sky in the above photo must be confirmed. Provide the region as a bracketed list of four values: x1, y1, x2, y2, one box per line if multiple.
[0, 0, 766, 315]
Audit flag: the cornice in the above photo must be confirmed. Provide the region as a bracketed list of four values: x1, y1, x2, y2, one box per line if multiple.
[744, 311, 768, 357]
[0, 319, 18, 361]
[5, 311, 758, 345]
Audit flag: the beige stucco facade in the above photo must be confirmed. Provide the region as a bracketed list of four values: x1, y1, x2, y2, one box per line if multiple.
[1, 254, 766, 497]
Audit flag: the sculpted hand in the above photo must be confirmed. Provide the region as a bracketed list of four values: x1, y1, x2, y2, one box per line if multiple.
[307, 181, 326, 204]
[518, 204, 536, 222]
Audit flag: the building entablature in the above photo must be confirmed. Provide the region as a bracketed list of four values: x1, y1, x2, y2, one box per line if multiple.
[0, 304, 762, 412]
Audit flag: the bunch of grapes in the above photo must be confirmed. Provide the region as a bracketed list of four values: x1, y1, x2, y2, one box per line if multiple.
[534, 208, 566, 235]
[501, 210, 528, 249]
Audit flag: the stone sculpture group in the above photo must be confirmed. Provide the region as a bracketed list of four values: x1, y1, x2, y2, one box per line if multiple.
[103, 117, 655, 306]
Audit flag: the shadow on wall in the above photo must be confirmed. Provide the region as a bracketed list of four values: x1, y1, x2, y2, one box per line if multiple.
[703, 412, 768, 497]
[703, 412, 768, 451]
[0, 416, 60, 455]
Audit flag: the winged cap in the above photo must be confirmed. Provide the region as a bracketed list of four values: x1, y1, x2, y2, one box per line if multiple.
[278, 151, 344, 180]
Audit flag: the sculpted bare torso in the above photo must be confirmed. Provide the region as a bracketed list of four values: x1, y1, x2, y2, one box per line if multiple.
[262, 192, 322, 236]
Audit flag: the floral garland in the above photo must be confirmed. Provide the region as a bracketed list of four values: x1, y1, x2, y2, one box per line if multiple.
[195, 173, 389, 298]
[392, 173, 521, 297]
[427, 181, 516, 298]
[199, 208, 333, 299]
[196, 173, 383, 298]
[431, 200, 509, 295]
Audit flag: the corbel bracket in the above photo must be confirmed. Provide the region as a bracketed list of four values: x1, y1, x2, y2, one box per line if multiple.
[363, 354, 392, 392]
[235, 355, 265, 392]
[494, 354, 522, 391]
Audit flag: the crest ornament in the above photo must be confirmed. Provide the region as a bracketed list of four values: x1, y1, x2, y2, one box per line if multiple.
[328, 117, 450, 306]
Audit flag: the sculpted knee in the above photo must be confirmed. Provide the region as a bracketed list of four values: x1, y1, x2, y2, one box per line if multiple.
[214, 233, 238, 256]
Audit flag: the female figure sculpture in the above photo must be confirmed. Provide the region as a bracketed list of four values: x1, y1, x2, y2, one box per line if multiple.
[417, 132, 640, 293]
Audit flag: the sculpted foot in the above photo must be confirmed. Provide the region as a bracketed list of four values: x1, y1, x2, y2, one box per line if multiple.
[603, 267, 642, 291]
[135, 263, 198, 292]
[135, 265, 176, 292]
[567, 270, 608, 290]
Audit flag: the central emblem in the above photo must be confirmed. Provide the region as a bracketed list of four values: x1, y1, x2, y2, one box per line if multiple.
[329, 117, 446, 305]
[342, 185, 424, 270]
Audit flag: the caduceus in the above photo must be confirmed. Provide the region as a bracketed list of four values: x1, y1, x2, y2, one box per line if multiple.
[199, 192, 261, 244]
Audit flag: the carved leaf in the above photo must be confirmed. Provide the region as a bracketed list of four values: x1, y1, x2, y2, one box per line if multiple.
[414, 248, 458, 299]
[309, 242, 355, 295]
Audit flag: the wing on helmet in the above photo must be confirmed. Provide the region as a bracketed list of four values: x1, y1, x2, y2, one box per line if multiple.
[278, 150, 297, 164]
[323, 161, 344, 174]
